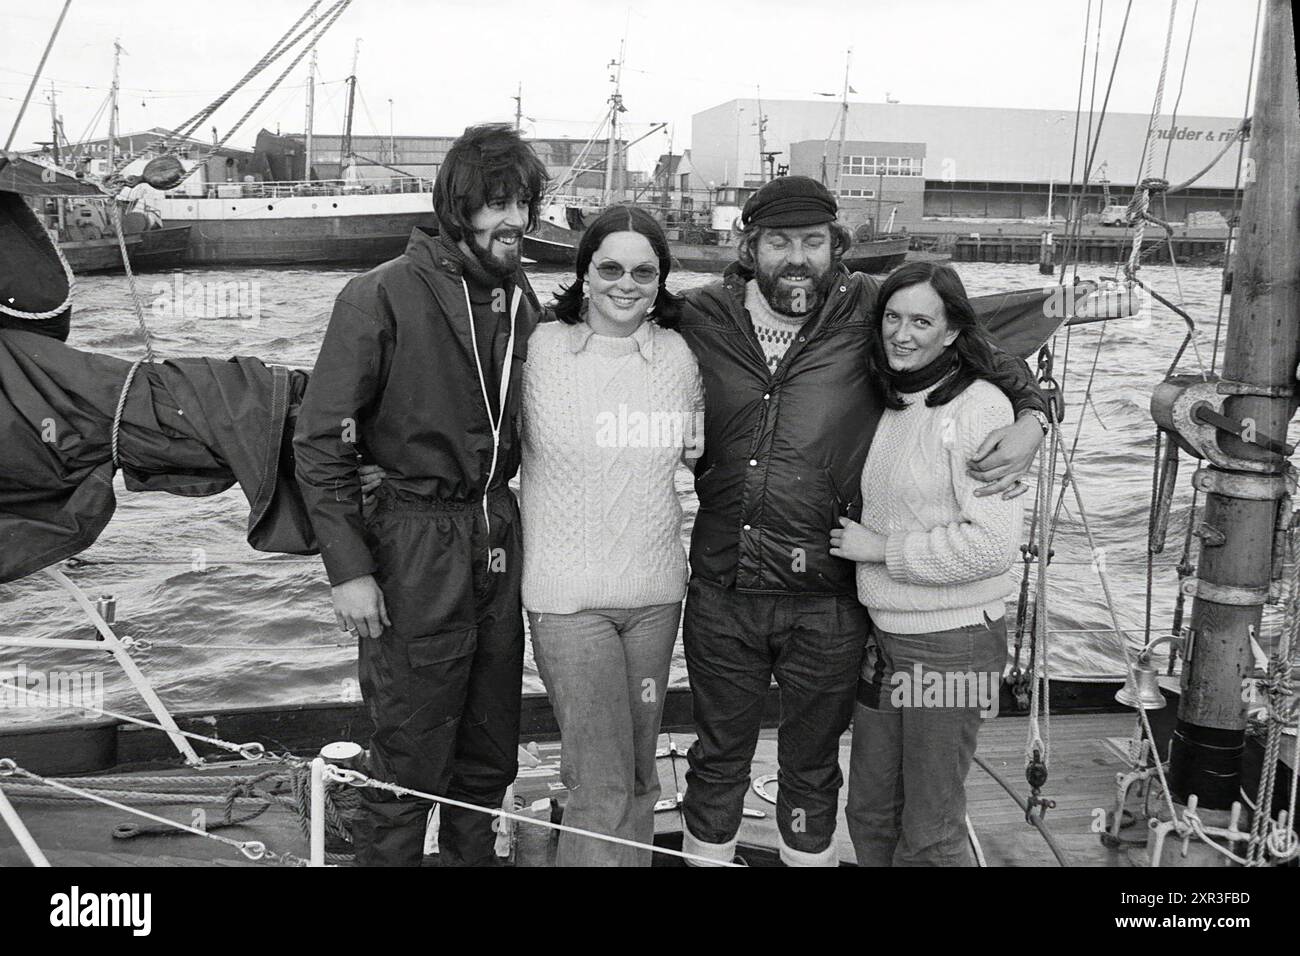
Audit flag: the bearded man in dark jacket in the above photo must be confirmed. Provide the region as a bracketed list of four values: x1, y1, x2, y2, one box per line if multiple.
[294, 124, 547, 866]
[671, 176, 1049, 866]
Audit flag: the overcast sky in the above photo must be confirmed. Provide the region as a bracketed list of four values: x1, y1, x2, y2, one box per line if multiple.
[2, 0, 1264, 174]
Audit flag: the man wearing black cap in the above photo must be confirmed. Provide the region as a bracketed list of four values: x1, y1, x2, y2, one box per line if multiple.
[672, 175, 1048, 866]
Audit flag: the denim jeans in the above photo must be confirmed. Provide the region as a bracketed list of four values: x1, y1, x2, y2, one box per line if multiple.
[845, 615, 1008, 867]
[528, 602, 682, 866]
[681, 577, 869, 866]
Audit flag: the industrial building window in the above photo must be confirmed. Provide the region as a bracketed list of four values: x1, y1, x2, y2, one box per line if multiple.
[841, 188, 876, 198]
[841, 155, 924, 177]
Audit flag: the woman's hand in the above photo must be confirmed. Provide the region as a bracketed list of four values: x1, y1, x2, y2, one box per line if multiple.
[829, 516, 886, 562]
[358, 463, 387, 508]
[967, 415, 1041, 499]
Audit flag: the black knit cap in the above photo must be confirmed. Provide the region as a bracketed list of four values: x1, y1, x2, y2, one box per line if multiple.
[741, 175, 838, 228]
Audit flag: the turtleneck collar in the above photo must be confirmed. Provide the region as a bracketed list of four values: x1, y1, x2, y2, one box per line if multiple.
[744, 278, 808, 330]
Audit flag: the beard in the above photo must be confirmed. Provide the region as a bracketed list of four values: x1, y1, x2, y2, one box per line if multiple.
[754, 260, 838, 319]
[470, 227, 523, 279]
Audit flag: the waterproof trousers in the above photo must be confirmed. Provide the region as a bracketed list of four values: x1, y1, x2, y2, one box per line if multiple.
[353, 487, 524, 866]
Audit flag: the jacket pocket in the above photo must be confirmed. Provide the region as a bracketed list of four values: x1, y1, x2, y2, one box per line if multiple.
[693, 458, 745, 514]
[368, 510, 476, 639]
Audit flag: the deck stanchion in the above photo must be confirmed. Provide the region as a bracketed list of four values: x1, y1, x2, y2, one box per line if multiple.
[309, 757, 326, 867]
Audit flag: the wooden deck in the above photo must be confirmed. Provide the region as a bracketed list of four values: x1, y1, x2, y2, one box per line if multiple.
[0, 712, 1144, 867]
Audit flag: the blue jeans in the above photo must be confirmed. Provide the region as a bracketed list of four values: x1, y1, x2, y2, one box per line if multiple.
[845, 615, 1008, 866]
[528, 602, 682, 866]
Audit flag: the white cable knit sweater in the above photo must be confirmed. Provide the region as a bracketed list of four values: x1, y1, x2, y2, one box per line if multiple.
[520, 319, 704, 614]
[856, 377, 1023, 634]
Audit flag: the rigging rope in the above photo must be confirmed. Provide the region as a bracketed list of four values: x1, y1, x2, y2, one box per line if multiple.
[1160, 0, 1200, 183]
[0, 760, 303, 865]
[170, 0, 353, 192]
[1211, 0, 1264, 374]
[1123, 0, 1180, 281]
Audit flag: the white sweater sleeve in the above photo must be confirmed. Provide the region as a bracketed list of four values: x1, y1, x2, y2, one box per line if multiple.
[883, 394, 1020, 586]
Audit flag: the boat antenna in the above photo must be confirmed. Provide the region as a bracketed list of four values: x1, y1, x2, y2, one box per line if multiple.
[4, 0, 73, 152]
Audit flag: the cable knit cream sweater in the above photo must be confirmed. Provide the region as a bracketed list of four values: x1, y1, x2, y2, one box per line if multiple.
[520, 319, 704, 614]
[856, 377, 1023, 634]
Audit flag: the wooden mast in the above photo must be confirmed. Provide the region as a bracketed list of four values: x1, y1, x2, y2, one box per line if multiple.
[1166, 0, 1299, 809]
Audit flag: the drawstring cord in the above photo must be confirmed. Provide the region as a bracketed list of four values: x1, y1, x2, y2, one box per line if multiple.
[462, 279, 521, 571]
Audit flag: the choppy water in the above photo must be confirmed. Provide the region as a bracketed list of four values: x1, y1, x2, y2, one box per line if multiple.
[0, 257, 1271, 723]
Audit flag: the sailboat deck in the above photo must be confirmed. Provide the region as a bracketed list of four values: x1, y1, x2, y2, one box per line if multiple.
[0, 712, 1143, 867]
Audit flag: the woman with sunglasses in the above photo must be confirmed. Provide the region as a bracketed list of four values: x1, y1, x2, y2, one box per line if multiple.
[520, 204, 703, 866]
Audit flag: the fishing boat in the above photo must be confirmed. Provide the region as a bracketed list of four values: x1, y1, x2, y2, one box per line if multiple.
[24, 67, 191, 276]
[0, 0, 1296, 873]
[111, 7, 437, 267]
[43, 198, 191, 275]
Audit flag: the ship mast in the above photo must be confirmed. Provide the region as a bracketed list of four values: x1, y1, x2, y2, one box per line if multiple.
[832, 48, 852, 200]
[1165, 0, 1299, 811]
[340, 38, 361, 177]
[602, 39, 625, 206]
[303, 47, 317, 181]
[108, 39, 123, 170]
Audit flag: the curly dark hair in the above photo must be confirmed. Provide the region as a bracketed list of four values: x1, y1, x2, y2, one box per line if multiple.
[551, 204, 684, 324]
[433, 123, 550, 242]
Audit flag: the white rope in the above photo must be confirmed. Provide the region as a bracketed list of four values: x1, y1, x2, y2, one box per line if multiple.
[0, 230, 76, 321]
[0, 677, 743, 866]
[325, 765, 743, 867]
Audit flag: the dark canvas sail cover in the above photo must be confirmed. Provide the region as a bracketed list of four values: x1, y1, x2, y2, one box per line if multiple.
[0, 191, 72, 341]
[0, 329, 318, 583]
[976, 281, 1097, 360]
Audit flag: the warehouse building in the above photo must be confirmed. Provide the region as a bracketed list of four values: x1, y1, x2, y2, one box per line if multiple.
[690, 100, 1246, 231]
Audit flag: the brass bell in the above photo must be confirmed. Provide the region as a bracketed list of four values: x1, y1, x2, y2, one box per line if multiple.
[1115, 660, 1166, 710]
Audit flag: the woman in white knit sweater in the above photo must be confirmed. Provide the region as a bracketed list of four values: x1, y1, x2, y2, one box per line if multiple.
[829, 262, 1023, 866]
[521, 206, 703, 866]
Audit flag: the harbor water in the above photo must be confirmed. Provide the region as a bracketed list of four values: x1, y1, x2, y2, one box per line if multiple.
[0, 259, 1265, 722]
